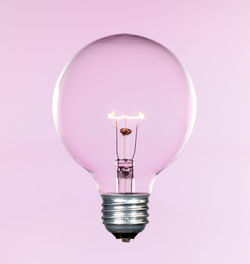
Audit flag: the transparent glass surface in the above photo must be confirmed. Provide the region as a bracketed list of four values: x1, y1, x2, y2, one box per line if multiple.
[53, 34, 196, 194]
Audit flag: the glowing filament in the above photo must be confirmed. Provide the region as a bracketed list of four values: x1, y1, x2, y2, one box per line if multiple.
[107, 111, 145, 120]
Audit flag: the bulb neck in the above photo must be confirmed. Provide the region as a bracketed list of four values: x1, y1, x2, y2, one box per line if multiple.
[101, 193, 150, 242]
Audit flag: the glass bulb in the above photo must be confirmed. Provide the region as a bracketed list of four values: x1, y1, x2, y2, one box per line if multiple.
[53, 34, 197, 242]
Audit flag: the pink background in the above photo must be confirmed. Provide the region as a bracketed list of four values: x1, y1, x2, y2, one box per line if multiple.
[1, 0, 250, 263]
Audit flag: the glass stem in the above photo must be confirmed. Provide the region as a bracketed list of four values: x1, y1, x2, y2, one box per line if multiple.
[117, 159, 133, 193]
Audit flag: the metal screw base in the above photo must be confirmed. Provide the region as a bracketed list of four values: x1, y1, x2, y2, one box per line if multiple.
[101, 193, 150, 242]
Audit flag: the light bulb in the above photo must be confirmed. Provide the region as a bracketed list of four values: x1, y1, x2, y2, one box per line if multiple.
[53, 34, 196, 242]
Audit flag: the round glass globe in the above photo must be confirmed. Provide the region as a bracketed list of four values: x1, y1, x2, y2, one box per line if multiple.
[53, 34, 196, 194]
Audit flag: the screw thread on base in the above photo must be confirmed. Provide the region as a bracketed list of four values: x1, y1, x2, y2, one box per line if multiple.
[101, 193, 150, 242]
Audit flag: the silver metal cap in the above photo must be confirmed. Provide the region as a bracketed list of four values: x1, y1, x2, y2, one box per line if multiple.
[101, 193, 150, 242]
